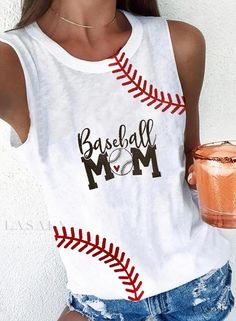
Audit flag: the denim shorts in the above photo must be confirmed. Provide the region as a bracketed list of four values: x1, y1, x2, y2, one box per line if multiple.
[66, 260, 235, 320]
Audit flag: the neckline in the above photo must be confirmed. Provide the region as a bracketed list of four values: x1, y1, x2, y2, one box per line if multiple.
[24, 9, 143, 73]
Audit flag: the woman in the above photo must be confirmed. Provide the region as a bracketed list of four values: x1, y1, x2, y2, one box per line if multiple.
[0, 0, 235, 320]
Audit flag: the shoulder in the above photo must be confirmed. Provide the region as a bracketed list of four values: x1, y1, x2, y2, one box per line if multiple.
[0, 39, 19, 64]
[165, 20, 206, 97]
[0, 27, 29, 66]
[166, 20, 205, 63]
[166, 19, 205, 49]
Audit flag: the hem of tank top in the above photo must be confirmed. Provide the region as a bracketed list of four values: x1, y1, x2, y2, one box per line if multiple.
[23, 9, 144, 73]
[64, 256, 232, 301]
[0, 36, 37, 152]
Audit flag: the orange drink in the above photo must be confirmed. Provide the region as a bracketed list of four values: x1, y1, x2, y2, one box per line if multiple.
[192, 140, 236, 228]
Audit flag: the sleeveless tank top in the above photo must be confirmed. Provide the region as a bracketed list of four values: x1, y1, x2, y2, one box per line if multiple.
[0, 9, 234, 301]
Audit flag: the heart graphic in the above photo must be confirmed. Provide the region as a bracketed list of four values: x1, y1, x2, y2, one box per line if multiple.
[114, 165, 120, 172]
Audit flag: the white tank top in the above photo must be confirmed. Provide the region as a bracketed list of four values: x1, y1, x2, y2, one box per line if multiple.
[1, 9, 234, 301]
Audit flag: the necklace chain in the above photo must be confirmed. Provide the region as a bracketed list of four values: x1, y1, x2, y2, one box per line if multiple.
[49, 6, 117, 29]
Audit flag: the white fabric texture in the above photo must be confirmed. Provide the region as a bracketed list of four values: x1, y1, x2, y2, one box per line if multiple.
[0, 9, 233, 301]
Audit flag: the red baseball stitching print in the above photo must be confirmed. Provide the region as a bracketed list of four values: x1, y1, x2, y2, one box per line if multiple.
[53, 225, 145, 301]
[108, 49, 186, 115]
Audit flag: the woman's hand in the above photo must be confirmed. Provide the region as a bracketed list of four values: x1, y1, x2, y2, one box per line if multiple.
[187, 163, 197, 187]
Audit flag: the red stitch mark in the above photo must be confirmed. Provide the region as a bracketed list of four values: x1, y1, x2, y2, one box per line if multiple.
[108, 50, 186, 115]
[53, 225, 145, 301]
[114, 165, 120, 172]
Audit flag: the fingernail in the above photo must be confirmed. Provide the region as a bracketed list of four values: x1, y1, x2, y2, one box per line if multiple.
[188, 172, 193, 183]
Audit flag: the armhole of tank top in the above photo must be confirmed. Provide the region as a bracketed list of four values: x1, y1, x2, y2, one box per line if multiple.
[161, 18, 185, 96]
[0, 35, 36, 152]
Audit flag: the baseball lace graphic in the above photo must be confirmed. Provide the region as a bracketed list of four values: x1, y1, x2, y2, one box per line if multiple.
[53, 226, 145, 301]
[108, 49, 186, 115]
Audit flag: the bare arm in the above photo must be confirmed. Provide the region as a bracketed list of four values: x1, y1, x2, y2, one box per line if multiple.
[0, 41, 30, 144]
[167, 20, 206, 190]
[0, 42, 14, 120]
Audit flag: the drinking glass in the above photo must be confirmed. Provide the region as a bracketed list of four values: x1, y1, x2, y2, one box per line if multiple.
[192, 140, 236, 228]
